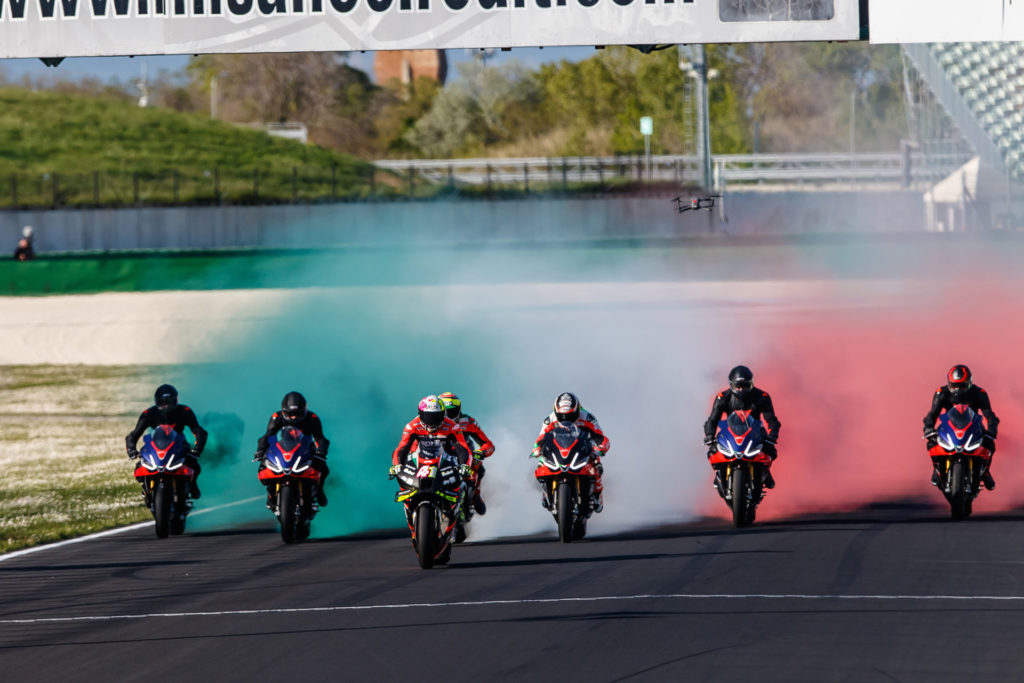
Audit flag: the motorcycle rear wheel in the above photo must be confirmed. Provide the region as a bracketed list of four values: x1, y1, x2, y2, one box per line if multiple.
[415, 505, 437, 569]
[153, 480, 171, 539]
[731, 467, 749, 528]
[279, 482, 298, 543]
[556, 481, 574, 543]
[949, 461, 969, 521]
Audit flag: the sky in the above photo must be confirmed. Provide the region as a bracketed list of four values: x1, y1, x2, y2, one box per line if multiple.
[0, 46, 598, 85]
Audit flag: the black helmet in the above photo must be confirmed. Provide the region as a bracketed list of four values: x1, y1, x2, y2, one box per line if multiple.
[154, 384, 178, 412]
[554, 392, 580, 423]
[947, 365, 972, 399]
[418, 395, 446, 432]
[281, 391, 307, 423]
[438, 392, 462, 420]
[728, 366, 754, 397]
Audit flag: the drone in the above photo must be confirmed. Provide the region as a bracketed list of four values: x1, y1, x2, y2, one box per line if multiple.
[673, 195, 721, 213]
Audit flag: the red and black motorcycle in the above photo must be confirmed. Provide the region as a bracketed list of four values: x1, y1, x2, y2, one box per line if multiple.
[534, 422, 599, 543]
[134, 424, 195, 538]
[393, 439, 466, 569]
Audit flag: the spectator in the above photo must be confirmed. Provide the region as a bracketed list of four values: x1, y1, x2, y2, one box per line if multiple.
[13, 226, 35, 261]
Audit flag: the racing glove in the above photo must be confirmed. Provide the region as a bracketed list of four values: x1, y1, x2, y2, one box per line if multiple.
[189, 447, 201, 458]
[252, 451, 265, 463]
[127, 447, 139, 459]
[388, 464, 401, 480]
[923, 428, 938, 439]
[459, 464, 474, 479]
[703, 435, 715, 447]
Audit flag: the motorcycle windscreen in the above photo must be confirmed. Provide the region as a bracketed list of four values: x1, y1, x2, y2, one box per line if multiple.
[947, 406, 976, 431]
[726, 412, 756, 436]
[276, 427, 306, 452]
[551, 423, 582, 449]
[151, 426, 179, 450]
[416, 439, 446, 461]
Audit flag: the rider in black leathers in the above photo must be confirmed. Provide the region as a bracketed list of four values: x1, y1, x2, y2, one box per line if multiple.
[125, 384, 207, 498]
[923, 364, 999, 490]
[255, 391, 331, 507]
[703, 366, 781, 489]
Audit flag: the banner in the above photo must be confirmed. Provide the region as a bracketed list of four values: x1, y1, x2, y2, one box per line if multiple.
[0, 0, 861, 58]
[870, 0, 1024, 43]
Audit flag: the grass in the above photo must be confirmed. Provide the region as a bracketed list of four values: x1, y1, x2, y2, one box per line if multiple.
[0, 365, 171, 553]
[0, 88, 387, 207]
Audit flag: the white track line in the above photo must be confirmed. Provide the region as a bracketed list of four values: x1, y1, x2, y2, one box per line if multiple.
[3, 593, 1024, 625]
[0, 496, 263, 564]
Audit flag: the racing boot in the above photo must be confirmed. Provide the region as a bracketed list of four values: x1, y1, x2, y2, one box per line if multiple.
[472, 490, 487, 516]
[763, 470, 775, 490]
[316, 487, 328, 507]
[591, 493, 604, 514]
[982, 469, 996, 491]
[931, 468, 941, 487]
[190, 478, 202, 500]
[266, 489, 277, 513]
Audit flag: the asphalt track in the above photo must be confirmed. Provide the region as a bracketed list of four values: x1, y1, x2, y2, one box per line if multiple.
[3, 501, 1024, 682]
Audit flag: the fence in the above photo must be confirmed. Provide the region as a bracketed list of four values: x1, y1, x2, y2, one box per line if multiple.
[0, 148, 977, 211]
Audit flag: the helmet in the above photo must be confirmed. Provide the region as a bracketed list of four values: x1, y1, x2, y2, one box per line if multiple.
[438, 392, 462, 420]
[22, 225, 33, 239]
[418, 395, 446, 432]
[154, 384, 178, 412]
[281, 391, 307, 423]
[947, 365, 973, 398]
[553, 392, 580, 423]
[728, 365, 754, 396]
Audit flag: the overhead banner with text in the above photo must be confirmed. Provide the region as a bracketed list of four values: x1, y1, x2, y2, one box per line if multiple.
[870, 0, 1024, 43]
[0, 0, 861, 58]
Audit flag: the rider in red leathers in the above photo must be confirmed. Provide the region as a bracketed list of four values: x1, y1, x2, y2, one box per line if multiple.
[438, 392, 494, 515]
[531, 392, 609, 513]
[391, 396, 476, 484]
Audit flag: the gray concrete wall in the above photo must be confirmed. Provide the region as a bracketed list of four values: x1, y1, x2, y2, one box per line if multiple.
[1, 190, 926, 254]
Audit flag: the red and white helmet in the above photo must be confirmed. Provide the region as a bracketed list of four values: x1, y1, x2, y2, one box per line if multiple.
[553, 392, 580, 423]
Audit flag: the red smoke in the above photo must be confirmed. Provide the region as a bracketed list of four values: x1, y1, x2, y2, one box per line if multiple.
[700, 277, 1024, 521]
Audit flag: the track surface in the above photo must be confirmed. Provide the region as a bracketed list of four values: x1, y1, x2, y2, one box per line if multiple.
[3, 503, 1024, 682]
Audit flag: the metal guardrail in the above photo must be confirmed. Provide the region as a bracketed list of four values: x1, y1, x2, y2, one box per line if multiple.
[373, 151, 975, 190]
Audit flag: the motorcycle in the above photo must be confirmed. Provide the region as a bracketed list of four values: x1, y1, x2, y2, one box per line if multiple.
[928, 404, 993, 520]
[393, 439, 466, 569]
[533, 422, 599, 543]
[709, 410, 773, 528]
[134, 424, 195, 539]
[257, 427, 322, 543]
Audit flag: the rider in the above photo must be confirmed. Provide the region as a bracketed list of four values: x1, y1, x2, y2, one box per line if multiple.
[703, 365, 781, 490]
[125, 384, 207, 499]
[530, 392, 610, 513]
[391, 395, 475, 476]
[255, 391, 330, 508]
[438, 392, 494, 516]
[923, 364, 999, 489]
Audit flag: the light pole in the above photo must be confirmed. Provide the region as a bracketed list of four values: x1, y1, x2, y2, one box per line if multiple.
[640, 116, 653, 181]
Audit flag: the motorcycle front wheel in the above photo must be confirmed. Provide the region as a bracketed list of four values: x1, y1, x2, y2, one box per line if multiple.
[415, 504, 438, 569]
[556, 480, 574, 543]
[731, 466, 750, 528]
[279, 482, 299, 543]
[153, 479, 171, 539]
[949, 461, 969, 521]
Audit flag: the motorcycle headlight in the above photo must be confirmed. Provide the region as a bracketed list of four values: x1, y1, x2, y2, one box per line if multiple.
[964, 435, 980, 452]
[166, 460, 184, 471]
[292, 462, 310, 473]
[718, 441, 735, 457]
[743, 442, 762, 457]
[267, 460, 283, 473]
[937, 435, 955, 451]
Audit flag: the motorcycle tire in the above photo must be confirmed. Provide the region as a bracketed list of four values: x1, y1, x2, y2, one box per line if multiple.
[415, 505, 437, 569]
[279, 482, 298, 543]
[556, 480, 575, 543]
[949, 461, 969, 521]
[170, 481, 186, 535]
[731, 467, 749, 528]
[435, 543, 452, 566]
[153, 479, 171, 539]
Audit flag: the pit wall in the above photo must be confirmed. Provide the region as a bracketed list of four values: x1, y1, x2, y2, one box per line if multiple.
[0, 191, 926, 253]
